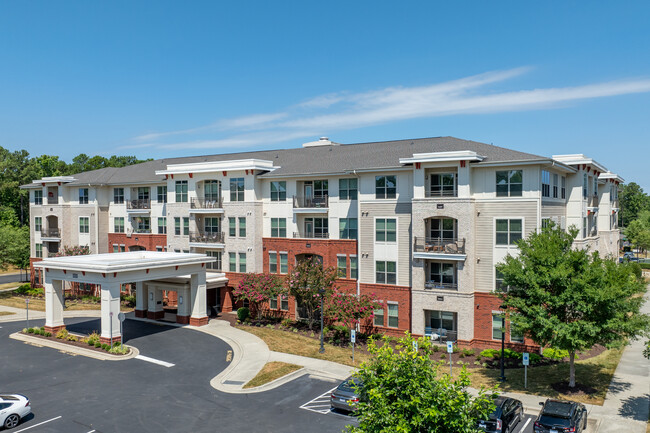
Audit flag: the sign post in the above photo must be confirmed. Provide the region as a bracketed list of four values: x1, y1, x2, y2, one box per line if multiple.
[447, 341, 454, 376]
[118, 312, 126, 347]
[350, 329, 356, 363]
[522, 352, 530, 389]
[25, 298, 29, 330]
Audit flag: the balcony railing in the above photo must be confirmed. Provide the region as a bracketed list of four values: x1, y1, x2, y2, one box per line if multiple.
[191, 197, 223, 209]
[588, 196, 599, 208]
[293, 195, 328, 208]
[127, 199, 151, 210]
[425, 188, 458, 198]
[190, 231, 225, 244]
[133, 227, 151, 234]
[42, 228, 60, 237]
[424, 327, 458, 343]
[293, 231, 329, 239]
[424, 281, 458, 290]
[414, 237, 465, 254]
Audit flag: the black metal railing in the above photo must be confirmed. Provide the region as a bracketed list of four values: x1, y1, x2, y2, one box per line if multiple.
[133, 227, 151, 234]
[127, 199, 151, 210]
[191, 197, 223, 209]
[414, 237, 465, 254]
[425, 188, 458, 198]
[293, 195, 328, 208]
[424, 327, 458, 343]
[424, 281, 458, 290]
[190, 231, 225, 244]
[42, 227, 60, 237]
[293, 231, 329, 239]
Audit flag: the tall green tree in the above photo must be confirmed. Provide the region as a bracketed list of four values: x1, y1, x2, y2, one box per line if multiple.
[348, 334, 496, 433]
[287, 257, 338, 330]
[497, 224, 649, 388]
[619, 182, 650, 228]
[625, 210, 650, 256]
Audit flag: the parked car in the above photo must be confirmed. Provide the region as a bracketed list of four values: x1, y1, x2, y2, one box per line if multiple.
[534, 399, 587, 433]
[619, 252, 639, 263]
[330, 377, 363, 413]
[0, 394, 31, 430]
[477, 396, 524, 433]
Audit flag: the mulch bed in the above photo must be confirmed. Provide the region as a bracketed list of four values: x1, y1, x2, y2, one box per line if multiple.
[21, 331, 129, 356]
[551, 381, 598, 396]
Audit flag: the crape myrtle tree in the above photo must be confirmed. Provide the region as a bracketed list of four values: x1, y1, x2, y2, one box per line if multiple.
[287, 257, 338, 330]
[324, 291, 381, 331]
[233, 273, 286, 319]
[497, 224, 649, 388]
[348, 334, 497, 433]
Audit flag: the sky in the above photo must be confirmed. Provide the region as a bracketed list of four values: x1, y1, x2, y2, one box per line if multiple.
[1, 1, 649, 189]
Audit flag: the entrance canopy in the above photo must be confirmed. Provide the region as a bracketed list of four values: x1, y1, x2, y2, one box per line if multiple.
[34, 251, 216, 343]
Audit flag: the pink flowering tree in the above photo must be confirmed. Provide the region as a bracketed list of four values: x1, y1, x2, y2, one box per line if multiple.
[233, 273, 286, 319]
[54, 245, 90, 257]
[324, 291, 381, 330]
[287, 257, 338, 330]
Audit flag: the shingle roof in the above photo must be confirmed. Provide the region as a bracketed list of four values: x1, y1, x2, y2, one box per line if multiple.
[60, 136, 545, 185]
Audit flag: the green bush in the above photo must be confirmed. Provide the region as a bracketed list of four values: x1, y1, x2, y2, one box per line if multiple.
[101, 343, 110, 351]
[87, 332, 100, 346]
[109, 344, 129, 355]
[237, 307, 250, 322]
[94, 340, 102, 348]
[55, 329, 69, 340]
[27, 327, 34, 334]
[542, 348, 570, 360]
[120, 294, 136, 307]
[431, 345, 440, 352]
[529, 353, 542, 364]
[44, 332, 52, 337]
[479, 348, 522, 359]
[281, 318, 292, 328]
[462, 348, 475, 357]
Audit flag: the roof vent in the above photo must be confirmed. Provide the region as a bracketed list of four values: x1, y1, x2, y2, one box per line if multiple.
[302, 137, 339, 148]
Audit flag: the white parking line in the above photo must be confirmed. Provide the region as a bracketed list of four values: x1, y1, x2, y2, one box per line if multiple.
[14, 416, 62, 432]
[135, 354, 175, 368]
[299, 387, 336, 414]
[86, 430, 96, 433]
[517, 417, 531, 433]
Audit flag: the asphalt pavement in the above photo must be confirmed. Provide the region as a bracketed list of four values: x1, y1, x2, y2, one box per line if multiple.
[0, 272, 28, 285]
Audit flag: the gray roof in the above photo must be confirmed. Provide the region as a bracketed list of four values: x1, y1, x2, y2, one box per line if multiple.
[54, 136, 546, 186]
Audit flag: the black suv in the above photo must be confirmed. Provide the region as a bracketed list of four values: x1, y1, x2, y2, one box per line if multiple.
[534, 399, 587, 433]
[477, 396, 524, 433]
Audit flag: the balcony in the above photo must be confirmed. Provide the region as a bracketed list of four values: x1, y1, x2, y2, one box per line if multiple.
[424, 281, 458, 290]
[425, 188, 458, 198]
[413, 237, 466, 261]
[41, 228, 61, 241]
[293, 231, 329, 239]
[190, 198, 224, 214]
[126, 199, 151, 213]
[189, 231, 225, 246]
[133, 228, 152, 234]
[293, 195, 328, 212]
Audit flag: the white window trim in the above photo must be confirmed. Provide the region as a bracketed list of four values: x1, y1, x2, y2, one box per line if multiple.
[79, 216, 90, 234]
[386, 301, 399, 328]
[493, 216, 525, 249]
[374, 259, 398, 285]
[374, 216, 398, 245]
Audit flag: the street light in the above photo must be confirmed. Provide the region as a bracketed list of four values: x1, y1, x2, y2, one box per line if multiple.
[318, 288, 325, 353]
[499, 314, 506, 382]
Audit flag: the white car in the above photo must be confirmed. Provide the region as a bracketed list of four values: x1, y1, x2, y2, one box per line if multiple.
[0, 394, 31, 429]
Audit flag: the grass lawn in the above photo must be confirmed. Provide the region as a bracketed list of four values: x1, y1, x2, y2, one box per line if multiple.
[243, 362, 302, 388]
[0, 282, 21, 290]
[236, 324, 371, 367]
[0, 311, 15, 316]
[0, 292, 134, 312]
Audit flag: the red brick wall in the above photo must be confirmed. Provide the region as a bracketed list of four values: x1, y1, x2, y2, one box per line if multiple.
[107, 233, 167, 252]
[359, 283, 411, 337]
[472, 292, 539, 352]
[262, 237, 357, 273]
[30, 257, 43, 288]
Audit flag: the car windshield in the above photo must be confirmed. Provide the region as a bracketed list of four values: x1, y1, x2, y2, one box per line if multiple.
[539, 415, 571, 427]
[338, 378, 362, 393]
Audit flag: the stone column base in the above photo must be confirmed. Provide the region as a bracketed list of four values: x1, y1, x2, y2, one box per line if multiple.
[134, 309, 147, 318]
[176, 315, 190, 325]
[147, 310, 164, 320]
[44, 325, 65, 335]
[189, 316, 209, 326]
[100, 335, 122, 345]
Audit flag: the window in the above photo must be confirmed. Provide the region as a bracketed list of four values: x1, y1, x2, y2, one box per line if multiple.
[113, 244, 119, 253]
[239, 217, 246, 237]
[430, 218, 455, 240]
[281, 295, 289, 311]
[158, 217, 167, 234]
[541, 218, 551, 229]
[337, 256, 347, 278]
[79, 217, 89, 233]
[430, 173, 456, 197]
[430, 310, 455, 331]
[183, 217, 189, 236]
[229, 217, 236, 237]
[374, 306, 384, 326]
[270, 181, 286, 201]
[376, 261, 397, 284]
[138, 187, 150, 200]
[492, 314, 504, 340]
[428, 262, 456, 289]
[375, 218, 397, 242]
[583, 173, 588, 198]
[541, 170, 550, 197]
[35, 244, 43, 258]
[175, 181, 188, 202]
[229, 252, 236, 272]
[339, 218, 358, 240]
[156, 246, 163, 252]
[205, 217, 220, 234]
[387, 303, 399, 328]
[269, 252, 278, 273]
[34, 217, 42, 232]
[594, 177, 598, 197]
[339, 178, 358, 200]
[79, 188, 89, 204]
[133, 217, 150, 233]
[552, 174, 559, 198]
[230, 178, 244, 201]
[313, 180, 328, 197]
[496, 219, 522, 246]
[495, 269, 509, 292]
[583, 217, 587, 238]
[270, 296, 278, 309]
[561, 176, 566, 199]
[304, 217, 328, 238]
[510, 315, 524, 343]
[350, 256, 358, 279]
[175, 217, 181, 235]
[239, 252, 247, 273]
[375, 175, 397, 199]
[271, 218, 286, 237]
[275, 252, 286, 274]
[34, 190, 43, 205]
[119, 244, 125, 252]
[114, 217, 125, 233]
[496, 170, 523, 197]
[207, 251, 221, 271]
[114, 188, 124, 204]
[204, 180, 220, 201]
[157, 186, 167, 203]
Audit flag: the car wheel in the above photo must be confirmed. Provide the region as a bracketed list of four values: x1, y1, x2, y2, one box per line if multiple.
[4, 414, 20, 429]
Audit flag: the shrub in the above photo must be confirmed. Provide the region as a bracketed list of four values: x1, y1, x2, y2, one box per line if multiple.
[22, 328, 27, 333]
[431, 345, 440, 352]
[479, 348, 522, 359]
[27, 328, 35, 334]
[473, 361, 481, 366]
[15, 284, 44, 297]
[459, 353, 465, 359]
[44, 332, 52, 337]
[462, 348, 475, 357]
[87, 332, 100, 346]
[439, 353, 446, 360]
[292, 328, 298, 333]
[542, 348, 570, 360]
[120, 294, 136, 307]
[55, 329, 69, 340]
[237, 307, 250, 322]
[109, 344, 129, 355]
[66, 334, 78, 342]
[94, 341, 102, 348]
[530, 353, 542, 364]
[101, 343, 110, 351]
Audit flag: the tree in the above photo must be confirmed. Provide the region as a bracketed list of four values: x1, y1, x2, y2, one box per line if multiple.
[324, 291, 380, 330]
[619, 182, 650, 228]
[625, 210, 650, 257]
[497, 224, 649, 388]
[0, 225, 29, 272]
[287, 257, 338, 330]
[54, 245, 90, 257]
[232, 273, 286, 319]
[348, 334, 496, 433]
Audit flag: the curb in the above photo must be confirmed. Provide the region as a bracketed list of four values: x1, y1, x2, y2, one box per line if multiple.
[10, 332, 140, 361]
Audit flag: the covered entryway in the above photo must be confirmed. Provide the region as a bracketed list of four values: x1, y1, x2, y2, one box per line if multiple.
[34, 251, 217, 344]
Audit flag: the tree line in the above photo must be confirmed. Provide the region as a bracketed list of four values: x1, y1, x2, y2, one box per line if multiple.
[619, 182, 650, 256]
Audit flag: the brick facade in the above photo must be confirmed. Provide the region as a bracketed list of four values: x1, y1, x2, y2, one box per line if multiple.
[30, 257, 43, 288]
[359, 283, 411, 337]
[107, 233, 167, 252]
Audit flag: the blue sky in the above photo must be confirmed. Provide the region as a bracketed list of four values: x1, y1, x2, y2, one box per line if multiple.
[1, 1, 649, 188]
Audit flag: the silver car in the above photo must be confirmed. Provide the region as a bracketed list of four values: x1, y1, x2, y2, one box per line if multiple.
[0, 394, 31, 429]
[330, 377, 363, 413]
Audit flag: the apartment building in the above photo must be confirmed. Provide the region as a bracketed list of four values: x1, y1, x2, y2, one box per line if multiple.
[22, 136, 623, 348]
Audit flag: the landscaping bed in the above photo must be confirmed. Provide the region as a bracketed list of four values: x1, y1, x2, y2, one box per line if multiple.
[243, 362, 302, 389]
[22, 327, 131, 356]
[0, 284, 135, 312]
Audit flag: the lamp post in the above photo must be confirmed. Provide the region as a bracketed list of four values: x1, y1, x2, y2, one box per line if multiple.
[499, 314, 506, 382]
[318, 288, 325, 353]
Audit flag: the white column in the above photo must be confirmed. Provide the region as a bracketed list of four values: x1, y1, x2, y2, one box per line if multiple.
[44, 277, 64, 330]
[100, 282, 121, 341]
[148, 285, 164, 316]
[177, 287, 191, 317]
[190, 271, 207, 324]
[135, 281, 148, 312]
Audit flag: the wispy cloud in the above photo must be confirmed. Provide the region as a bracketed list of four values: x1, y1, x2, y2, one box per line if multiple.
[122, 68, 650, 152]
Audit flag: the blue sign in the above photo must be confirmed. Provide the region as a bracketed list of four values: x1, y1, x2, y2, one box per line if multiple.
[350, 330, 356, 343]
[446, 341, 454, 353]
[523, 352, 530, 366]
